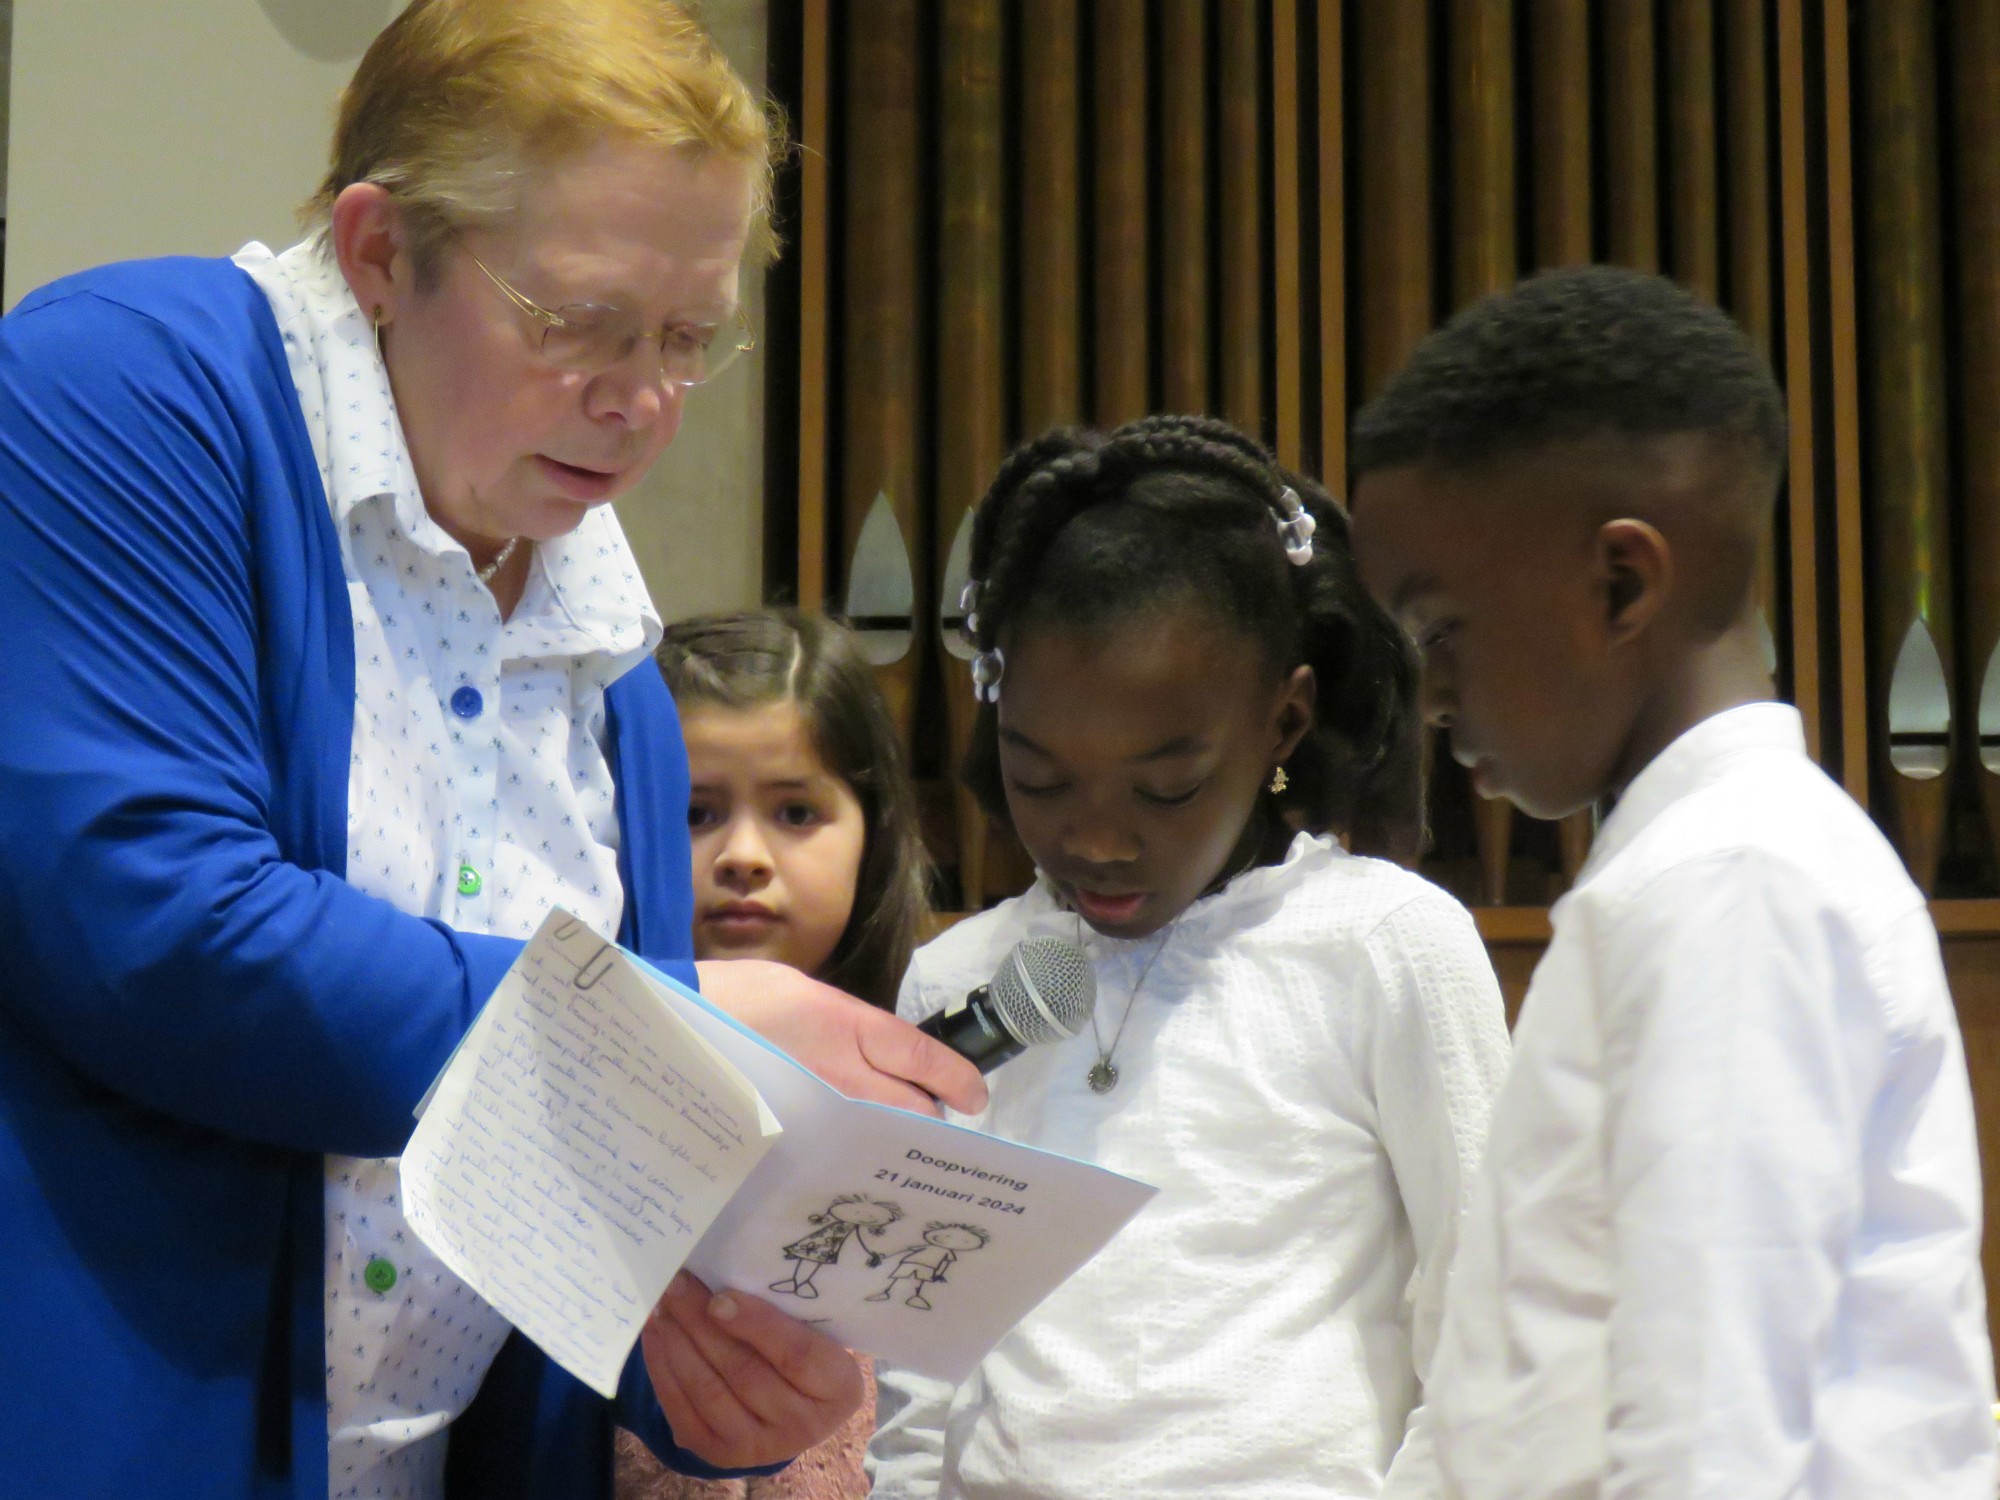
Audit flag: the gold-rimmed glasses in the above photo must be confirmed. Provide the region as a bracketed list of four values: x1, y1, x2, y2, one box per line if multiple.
[461, 243, 755, 387]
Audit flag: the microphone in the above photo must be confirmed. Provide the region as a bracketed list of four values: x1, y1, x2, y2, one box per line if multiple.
[917, 937, 1096, 1074]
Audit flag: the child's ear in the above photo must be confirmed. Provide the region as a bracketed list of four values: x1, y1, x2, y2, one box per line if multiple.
[1594, 519, 1672, 644]
[1272, 664, 1317, 761]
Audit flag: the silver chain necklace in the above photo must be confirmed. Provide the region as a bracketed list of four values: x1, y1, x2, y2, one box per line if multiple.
[1071, 830, 1266, 1092]
[1080, 916, 1177, 1094]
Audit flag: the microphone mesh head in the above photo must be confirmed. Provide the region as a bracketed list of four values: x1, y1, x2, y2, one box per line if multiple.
[989, 937, 1097, 1045]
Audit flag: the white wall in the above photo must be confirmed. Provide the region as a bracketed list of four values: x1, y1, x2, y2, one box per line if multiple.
[4, 0, 767, 618]
[6, 1, 389, 303]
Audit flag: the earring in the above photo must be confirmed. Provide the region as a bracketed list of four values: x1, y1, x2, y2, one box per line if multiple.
[372, 308, 387, 364]
[1269, 765, 1289, 796]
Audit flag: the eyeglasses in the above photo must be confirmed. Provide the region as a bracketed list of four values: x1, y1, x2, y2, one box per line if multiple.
[461, 243, 755, 387]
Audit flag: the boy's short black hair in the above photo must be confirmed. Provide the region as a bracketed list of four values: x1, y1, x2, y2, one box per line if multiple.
[1351, 265, 1787, 482]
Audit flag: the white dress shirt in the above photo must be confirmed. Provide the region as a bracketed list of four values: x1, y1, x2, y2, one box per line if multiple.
[1428, 703, 1998, 1499]
[234, 241, 662, 1500]
[870, 834, 1511, 1500]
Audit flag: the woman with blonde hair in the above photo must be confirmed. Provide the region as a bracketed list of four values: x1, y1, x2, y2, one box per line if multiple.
[0, 4, 982, 1499]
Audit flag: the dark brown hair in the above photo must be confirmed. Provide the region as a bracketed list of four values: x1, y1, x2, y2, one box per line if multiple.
[657, 610, 929, 1009]
[960, 415, 1424, 862]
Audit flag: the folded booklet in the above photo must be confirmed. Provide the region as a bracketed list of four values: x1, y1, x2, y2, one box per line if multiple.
[401, 909, 1156, 1397]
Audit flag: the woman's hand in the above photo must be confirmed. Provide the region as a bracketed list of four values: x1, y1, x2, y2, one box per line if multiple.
[643, 1272, 865, 1472]
[694, 959, 987, 1116]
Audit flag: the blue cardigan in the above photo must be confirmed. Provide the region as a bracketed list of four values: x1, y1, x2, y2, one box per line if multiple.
[0, 259, 749, 1498]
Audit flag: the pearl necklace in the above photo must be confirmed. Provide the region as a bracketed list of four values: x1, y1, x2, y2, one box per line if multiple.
[475, 537, 522, 585]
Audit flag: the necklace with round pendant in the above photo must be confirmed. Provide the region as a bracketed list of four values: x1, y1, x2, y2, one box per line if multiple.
[1076, 837, 1261, 1094]
[1081, 916, 1176, 1095]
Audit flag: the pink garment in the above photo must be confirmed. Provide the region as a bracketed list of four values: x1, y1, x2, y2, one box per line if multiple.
[614, 1357, 875, 1500]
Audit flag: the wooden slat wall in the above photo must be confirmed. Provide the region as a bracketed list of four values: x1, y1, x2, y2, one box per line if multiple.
[1957, 0, 2000, 870]
[784, 0, 2000, 909]
[1531, 0, 1591, 268]
[778, 0, 2000, 1365]
[1158, 0, 1208, 416]
[935, 0, 1003, 910]
[1860, 0, 1955, 893]
[1355, 1, 1433, 398]
[1666, 0, 1719, 299]
[1823, 0, 1871, 804]
[1775, 0, 1825, 765]
[1271, 0, 1305, 470]
[1724, 0, 1780, 670]
[1724, 0, 1774, 363]
[1217, 0, 1264, 434]
[1016, 0, 1081, 436]
[1603, 2, 1659, 270]
[836, 0, 922, 739]
[793, 0, 830, 611]
[1315, 0, 1345, 484]
[1092, 0, 1149, 427]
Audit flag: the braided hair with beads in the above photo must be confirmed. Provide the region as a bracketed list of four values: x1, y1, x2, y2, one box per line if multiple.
[959, 415, 1425, 860]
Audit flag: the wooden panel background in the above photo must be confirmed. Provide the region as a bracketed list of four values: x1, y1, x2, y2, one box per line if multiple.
[758, 0, 2000, 1360]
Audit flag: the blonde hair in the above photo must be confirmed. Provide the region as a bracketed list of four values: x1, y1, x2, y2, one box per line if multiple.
[301, 0, 784, 278]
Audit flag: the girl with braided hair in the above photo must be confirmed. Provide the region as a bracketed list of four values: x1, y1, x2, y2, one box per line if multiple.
[867, 415, 1510, 1500]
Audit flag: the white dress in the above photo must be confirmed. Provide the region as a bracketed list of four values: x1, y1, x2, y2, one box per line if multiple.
[869, 833, 1511, 1500]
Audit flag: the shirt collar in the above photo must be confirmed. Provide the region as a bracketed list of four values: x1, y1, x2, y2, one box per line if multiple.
[507, 517, 663, 678]
[233, 239, 406, 524]
[1576, 700, 1808, 884]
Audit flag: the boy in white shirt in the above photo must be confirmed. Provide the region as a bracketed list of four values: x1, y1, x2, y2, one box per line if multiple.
[1350, 264, 1997, 1499]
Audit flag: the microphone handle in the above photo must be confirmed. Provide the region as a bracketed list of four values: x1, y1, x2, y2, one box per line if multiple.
[915, 986, 1026, 1074]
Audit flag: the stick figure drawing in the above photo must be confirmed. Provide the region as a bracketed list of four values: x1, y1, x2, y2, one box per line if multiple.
[768, 1193, 905, 1300]
[866, 1222, 992, 1310]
